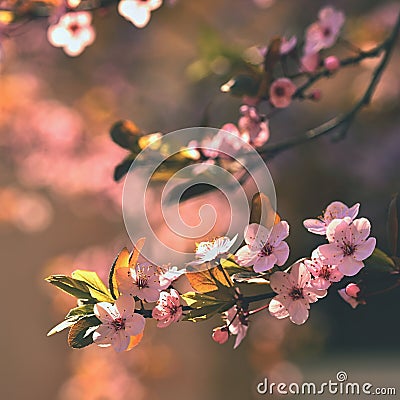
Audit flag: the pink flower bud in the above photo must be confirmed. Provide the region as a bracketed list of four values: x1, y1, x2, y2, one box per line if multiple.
[212, 326, 229, 344]
[324, 56, 340, 72]
[345, 283, 360, 298]
[310, 89, 322, 101]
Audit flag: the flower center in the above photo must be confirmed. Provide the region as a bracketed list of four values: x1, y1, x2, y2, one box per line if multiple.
[289, 286, 304, 300]
[69, 23, 80, 35]
[342, 242, 355, 256]
[274, 86, 285, 97]
[319, 265, 331, 280]
[323, 27, 332, 37]
[136, 271, 149, 289]
[112, 317, 126, 331]
[260, 243, 273, 256]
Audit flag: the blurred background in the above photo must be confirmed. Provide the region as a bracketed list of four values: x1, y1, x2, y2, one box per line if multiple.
[0, 0, 399, 399]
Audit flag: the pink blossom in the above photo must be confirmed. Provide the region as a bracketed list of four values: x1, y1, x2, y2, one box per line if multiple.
[338, 283, 363, 308]
[235, 222, 290, 273]
[237, 105, 270, 147]
[304, 6, 345, 55]
[324, 55, 341, 71]
[269, 261, 327, 325]
[93, 295, 146, 352]
[304, 201, 360, 235]
[258, 35, 297, 57]
[223, 306, 248, 349]
[269, 78, 296, 108]
[199, 128, 243, 159]
[152, 289, 182, 328]
[301, 52, 320, 73]
[212, 326, 229, 344]
[304, 250, 344, 290]
[317, 217, 376, 276]
[118, 0, 162, 28]
[47, 12, 95, 56]
[116, 262, 162, 302]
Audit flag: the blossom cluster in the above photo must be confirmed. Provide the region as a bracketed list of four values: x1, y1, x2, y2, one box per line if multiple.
[46, 199, 388, 353]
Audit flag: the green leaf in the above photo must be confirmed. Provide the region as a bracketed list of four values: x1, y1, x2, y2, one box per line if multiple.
[220, 258, 248, 275]
[181, 292, 234, 322]
[66, 304, 95, 320]
[67, 316, 101, 349]
[185, 266, 234, 299]
[71, 270, 114, 302]
[364, 248, 396, 273]
[45, 275, 93, 300]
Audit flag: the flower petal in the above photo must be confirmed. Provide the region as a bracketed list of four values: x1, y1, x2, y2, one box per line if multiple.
[354, 237, 376, 261]
[124, 313, 146, 336]
[338, 257, 364, 276]
[274, 241, 290, 266]
[288, 300, 309, 325]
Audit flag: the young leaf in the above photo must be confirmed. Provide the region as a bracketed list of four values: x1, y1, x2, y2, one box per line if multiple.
[181, 292, 234, 322]
[249, 192, 280, 227]
[67, 316, 101, 349]
[66, 304, 95, 319]
[71, 270, 114, 302]
[45, 275, 93, 300]
[110, 120, 142, 151]
[186, 266, 233, 296]
[109, 248, 130, 299]
[364, 248, 396, 273]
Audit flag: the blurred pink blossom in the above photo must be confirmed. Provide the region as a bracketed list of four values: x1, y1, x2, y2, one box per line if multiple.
[304, 6, 345, 55]
[301, 52, 320, 73]
[269, 78, 296, 108]
[47, 12, 95, 56]
[118, 0, 162, 28]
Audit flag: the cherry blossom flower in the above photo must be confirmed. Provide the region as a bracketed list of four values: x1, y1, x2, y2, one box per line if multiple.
[189, 235, 238, 266]
[304, 250, 344, 290]
[235, 222, 290, 273]
[152, 289, 182, 328]
[258, 35, 297, 57]
[303, 201, 360, 235]
[237, 105, 270, 147]
[301, 52, 320, 73]
[317, 217, 376, 276]
[338, 283, 364, 308]
[223, 306, 248, 349]
[118, 0, 162, 28]
[116, 262, 162, 302]
[199, 127, 243, 159]
[93, 295, 146, 352]
[324, 55, 341, 71]
[269, 261, 327, 325]
[304, 6, 345, 55]
[47, 12, 95, 56]
[212, 326, 229, 344]
[269, 78, 296, 109]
